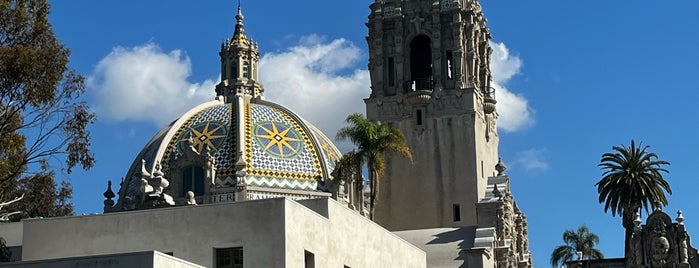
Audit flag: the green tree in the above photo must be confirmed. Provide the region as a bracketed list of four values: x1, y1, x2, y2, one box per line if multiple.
[336, 113, 412, 219]
[596, 140, 671, 258]
[8, 168, 73, 220]
[0, 0, 95, 184]
[0, 0, 92, 218]
[550, 225, 604, 267]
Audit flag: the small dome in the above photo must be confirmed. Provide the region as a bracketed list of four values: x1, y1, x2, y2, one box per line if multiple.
[116, 97, 341, 207]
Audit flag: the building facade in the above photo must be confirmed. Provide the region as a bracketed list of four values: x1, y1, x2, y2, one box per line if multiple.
[364, 0, 499, 231]
[0, 1, 536, 267]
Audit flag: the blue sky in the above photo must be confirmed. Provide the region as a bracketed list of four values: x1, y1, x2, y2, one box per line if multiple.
[45, 0, 699, 266]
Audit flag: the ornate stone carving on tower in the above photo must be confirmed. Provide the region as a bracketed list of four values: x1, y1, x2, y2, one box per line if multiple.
[365, 0, 501, 231]
[626, 209, 699, 268]
[475, 167, 533, 268]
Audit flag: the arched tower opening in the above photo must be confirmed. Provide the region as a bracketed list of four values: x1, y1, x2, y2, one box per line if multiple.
[409, 35, 432, 91]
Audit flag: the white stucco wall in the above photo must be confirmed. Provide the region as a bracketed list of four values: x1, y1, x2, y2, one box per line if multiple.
[0, 251, 203, 268]
[21, 199, 288, 267]
[290, 199, 426, 268]
[16, 198, 425, 267]
[0, 222, 22, 247]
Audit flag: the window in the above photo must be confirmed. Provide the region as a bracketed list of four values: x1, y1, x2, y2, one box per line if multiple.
[182, 166, 205, 196]
[481, 161, 484, 178]
[387, 57, 395, 87]
[453, 204, 461, 222]
[231, 62, 238, 79]
[410, 35, 432, 90]
[242, 61, 250, 78]
[446, 51, 454, 80]
[416, 109, 423, 126]
[304, 250, 315, 268]
[216, 247, 243, 268]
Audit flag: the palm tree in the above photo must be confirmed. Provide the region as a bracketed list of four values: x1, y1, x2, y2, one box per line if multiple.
[596, 140, 671, 258]
[336, 113, 412, 219]
[331, 150, 363, 211]
[550, 225, 604, 267]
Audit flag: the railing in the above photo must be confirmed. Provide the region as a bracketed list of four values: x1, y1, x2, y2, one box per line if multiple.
[405, 78, 434, 92]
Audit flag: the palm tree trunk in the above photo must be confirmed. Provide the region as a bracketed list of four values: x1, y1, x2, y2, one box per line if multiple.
[369, 162, 377, 220]
[354, 167, 362, 213]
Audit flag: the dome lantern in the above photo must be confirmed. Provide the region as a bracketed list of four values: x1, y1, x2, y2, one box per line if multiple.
[215, 1, 264, 102]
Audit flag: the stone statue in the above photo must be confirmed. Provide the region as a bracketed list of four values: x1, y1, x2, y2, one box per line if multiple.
[140, 177, 154, 195]
[151, 162, 169, 195]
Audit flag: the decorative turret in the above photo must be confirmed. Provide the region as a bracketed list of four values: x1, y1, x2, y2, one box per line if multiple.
[215, 3, 264, 102]
[103, 180, 115, 212]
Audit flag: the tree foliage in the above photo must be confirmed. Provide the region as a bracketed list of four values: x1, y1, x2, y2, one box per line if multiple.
[336, 113, 412, 219]
[8, 169, 73, 220]
[550, 225, 604, 267]
[0, 0, 89, 219]
[596, 140, 671, 217]
[0, 0, 95, 184]
[331, 150, 363, 210]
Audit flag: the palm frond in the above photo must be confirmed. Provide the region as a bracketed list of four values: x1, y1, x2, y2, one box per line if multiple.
[596, 140, 671, 217]
[551, 225, 604, 267]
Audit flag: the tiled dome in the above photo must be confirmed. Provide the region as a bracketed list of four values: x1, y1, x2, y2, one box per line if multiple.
[117, 97, 341, 205]
[108, 5, 341, 211]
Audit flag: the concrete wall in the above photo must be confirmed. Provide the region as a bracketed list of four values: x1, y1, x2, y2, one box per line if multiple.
[22, 199, 288, 267]
[0, 251, 203, 268]
[18, 198, 425, 268]
[371, 90, 499, 231]
[0, 222, 23, 262]
[292, 199, 426, 268]
[0, 222, 22, 247]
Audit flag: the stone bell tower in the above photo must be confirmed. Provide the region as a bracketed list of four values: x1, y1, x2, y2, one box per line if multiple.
[365, 0, 500, 231]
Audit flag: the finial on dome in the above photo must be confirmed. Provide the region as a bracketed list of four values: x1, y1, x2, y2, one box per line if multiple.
[677, 210, 685, 225]
[186, 191, 198, 206]
[104, 180, 115, 199]
[231, 0, 248, 46]
[103, 180, 116, 211]
[236, 0, 243, 21]
[140, 159, 151, 178]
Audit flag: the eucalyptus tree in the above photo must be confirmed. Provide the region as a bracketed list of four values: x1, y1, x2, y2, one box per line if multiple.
[0, 0, 96, 184]
[0, 0, 90, 219]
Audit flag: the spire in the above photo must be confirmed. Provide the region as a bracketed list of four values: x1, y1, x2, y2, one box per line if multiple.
[216, 0, 264, 101]
[231, 1, 249, 47]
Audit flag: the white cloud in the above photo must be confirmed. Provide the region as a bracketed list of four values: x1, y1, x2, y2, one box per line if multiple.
[489, 41, 534, 132]
[260, 36, 370, 151]
[89, 43, 216, 126]
[513, 148, 549, 173]
[88, 38, 528, 147]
